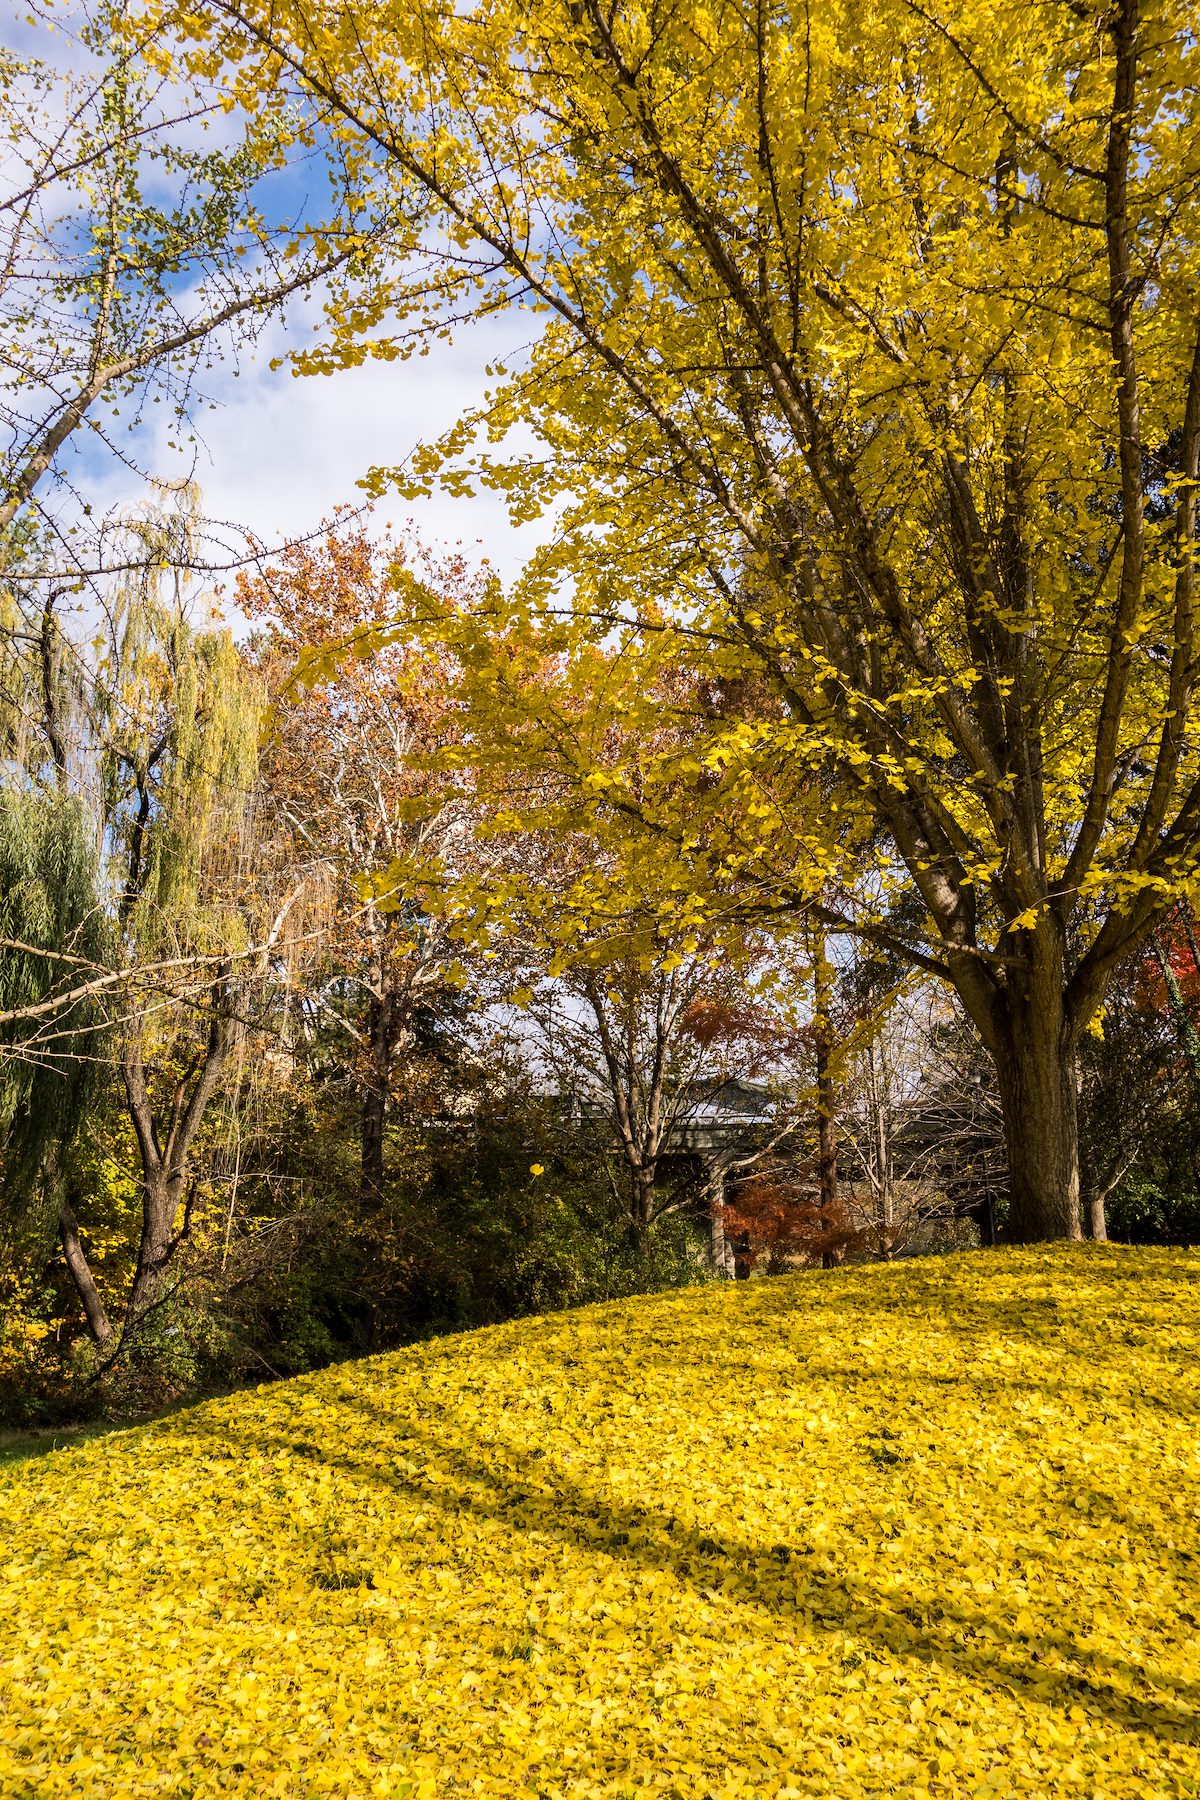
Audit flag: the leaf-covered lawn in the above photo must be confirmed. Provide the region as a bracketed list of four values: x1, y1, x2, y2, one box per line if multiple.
[1, 1245, 1198, 1798]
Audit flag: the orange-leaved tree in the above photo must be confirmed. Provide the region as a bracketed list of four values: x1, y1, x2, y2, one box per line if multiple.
[240, 521, 483, 1214]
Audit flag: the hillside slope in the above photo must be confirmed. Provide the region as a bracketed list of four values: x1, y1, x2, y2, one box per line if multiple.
[1, 1245, 1198, 1798]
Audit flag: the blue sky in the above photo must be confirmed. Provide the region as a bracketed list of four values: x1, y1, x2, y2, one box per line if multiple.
[2, 5, 558, 598]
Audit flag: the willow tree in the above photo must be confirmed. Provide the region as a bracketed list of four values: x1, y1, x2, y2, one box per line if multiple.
[0, 530, 115, 1337]
[181, 0, 1200, 1240]
[93, 494, 270, 1333]
[1, 491, 280, 1348]
[0, 793, 114, 1342]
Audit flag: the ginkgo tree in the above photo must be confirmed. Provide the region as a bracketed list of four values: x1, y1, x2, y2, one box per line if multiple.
[169, 0, 1200, 1241]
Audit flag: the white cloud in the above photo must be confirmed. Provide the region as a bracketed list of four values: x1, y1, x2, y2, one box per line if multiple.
[70, 303, 554, 592]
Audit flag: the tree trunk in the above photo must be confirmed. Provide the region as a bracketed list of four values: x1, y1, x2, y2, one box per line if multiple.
[126, 1167, 184, 1325]
[815, 1038, 842, 1269]
[1084, 1188, 1109, 1242]
[628, 1169, 654, 1258]
[58, 1198, 113, 1345]
[869, 1038, 897, 1255]
[812, 934, 844, 1269]
[992, 977, 1083, 1243]
[360, 1079, 386, 1208]
[978, 1181, 997, 1248]
[361, 984, 390, 1208]
[119, 976, 238, 1333]
[706, 1164, 736, 1277]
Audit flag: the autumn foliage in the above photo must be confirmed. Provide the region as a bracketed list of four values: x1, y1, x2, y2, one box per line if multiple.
[2, 1246, 1198, 1797]
[721, 1169, 858, 1274]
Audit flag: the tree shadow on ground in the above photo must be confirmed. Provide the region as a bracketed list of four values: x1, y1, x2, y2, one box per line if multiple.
[188, 1379, 1200, 1751]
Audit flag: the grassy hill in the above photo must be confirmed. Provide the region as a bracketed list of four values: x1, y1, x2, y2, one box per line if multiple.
[1, 1245, 1198, 1798]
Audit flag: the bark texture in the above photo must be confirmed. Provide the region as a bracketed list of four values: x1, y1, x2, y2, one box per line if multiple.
[121, 970, 239, 1326]
[707, 1168, 736, 1277]
[58, 1197, 113, 1345]
[1084, 1189, 1109, 1242]
[816, 1027, 843, 1268]
[992, 971, 1083, 1244]
[360, 982, 395, 1209]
